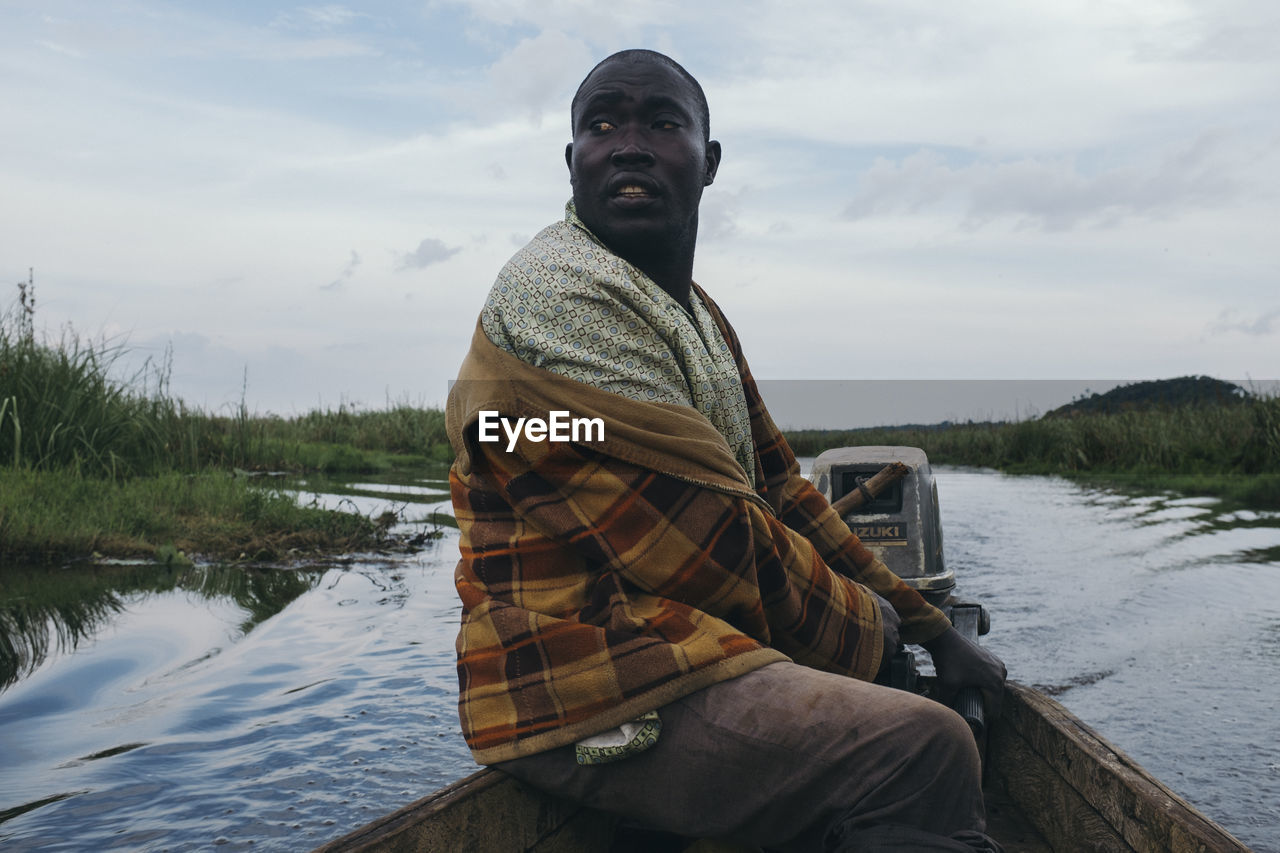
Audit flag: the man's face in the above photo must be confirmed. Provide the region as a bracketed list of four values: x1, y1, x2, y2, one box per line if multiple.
[565, 59, 720, 262]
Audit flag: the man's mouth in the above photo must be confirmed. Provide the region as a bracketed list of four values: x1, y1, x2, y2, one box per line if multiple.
[608, 176, 660, 200]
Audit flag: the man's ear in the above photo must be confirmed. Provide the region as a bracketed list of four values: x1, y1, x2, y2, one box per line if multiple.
[565, 142, 574, 180]
[704, 140, 722, 186]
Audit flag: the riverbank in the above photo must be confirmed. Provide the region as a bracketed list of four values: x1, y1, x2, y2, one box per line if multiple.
[1, 284, 453, 565]
[0, 380, 454, 565]
[0, 419, 453, 566]
[0, 468, 395, 565]
[784, 394, 1280, 508]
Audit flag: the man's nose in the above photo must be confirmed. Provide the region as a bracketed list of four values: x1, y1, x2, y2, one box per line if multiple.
[610, 137, 655, 166]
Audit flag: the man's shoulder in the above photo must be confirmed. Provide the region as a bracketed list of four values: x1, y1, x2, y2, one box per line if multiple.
[488, 218, 634, 311]
[498, 219, 616, 279]
[481, 217, 614, 360]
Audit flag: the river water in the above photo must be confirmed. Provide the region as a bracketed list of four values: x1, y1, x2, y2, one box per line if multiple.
[1, 463, 1277, 851]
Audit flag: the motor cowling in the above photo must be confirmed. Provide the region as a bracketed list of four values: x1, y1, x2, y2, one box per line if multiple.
[809, 446, 954, 608]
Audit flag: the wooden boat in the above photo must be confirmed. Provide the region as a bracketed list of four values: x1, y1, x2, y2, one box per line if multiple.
[315, 679, 1251, 852]
[319, 449, 1251, 851]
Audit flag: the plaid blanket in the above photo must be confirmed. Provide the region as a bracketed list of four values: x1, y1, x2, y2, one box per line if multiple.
[447, 295, 949, 765]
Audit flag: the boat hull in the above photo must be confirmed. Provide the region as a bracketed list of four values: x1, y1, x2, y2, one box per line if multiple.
[317, 681, 1251, 852]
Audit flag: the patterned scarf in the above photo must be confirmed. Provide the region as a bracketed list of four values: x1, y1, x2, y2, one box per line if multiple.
[480, 201, 756, 486]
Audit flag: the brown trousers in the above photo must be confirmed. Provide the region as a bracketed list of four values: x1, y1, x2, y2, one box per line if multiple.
[498, 662, 985, 851]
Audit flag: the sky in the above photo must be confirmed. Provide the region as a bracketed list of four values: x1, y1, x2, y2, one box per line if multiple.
[2, 1, 1277, 426]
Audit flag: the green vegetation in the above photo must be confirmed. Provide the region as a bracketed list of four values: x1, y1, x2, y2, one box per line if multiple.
[1, 274, 452, 565]
[1041, 376, 1249, 417]
[0, 468, 384, 565]
[786, 380, 1280, 508]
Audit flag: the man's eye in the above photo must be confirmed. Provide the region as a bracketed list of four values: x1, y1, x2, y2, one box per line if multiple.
[590, 120, 616, 132]
[654, 120, 680, 130]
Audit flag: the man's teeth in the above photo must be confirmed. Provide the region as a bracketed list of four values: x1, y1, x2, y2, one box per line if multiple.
[617, 185, 650, 197]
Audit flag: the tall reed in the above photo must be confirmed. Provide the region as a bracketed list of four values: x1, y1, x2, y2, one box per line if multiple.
[785, 395, 1280, 505]
[1, 278, 452, 477]
[1, 277, 168, 477]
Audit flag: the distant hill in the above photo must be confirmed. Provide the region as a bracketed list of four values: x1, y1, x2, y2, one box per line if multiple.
[1043, 376, 1250, 418]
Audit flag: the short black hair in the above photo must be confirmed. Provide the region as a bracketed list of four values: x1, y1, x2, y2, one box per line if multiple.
[570, 49, 711, 142]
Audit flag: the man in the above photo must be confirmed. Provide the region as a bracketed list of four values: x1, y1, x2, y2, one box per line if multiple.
[446, 49, 1007, 851]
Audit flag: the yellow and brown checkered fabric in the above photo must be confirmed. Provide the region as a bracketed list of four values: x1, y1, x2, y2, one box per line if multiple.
[447, 286, 950, 765]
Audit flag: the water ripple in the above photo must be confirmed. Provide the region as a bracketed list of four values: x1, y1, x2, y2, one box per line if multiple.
[3, 467, 1277, 851]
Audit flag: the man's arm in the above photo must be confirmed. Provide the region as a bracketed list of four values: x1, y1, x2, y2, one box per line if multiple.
[698, 288, 952, 643]
[768, 455, 1006, 707]
[714, 326, 1006, 701]
[752, 438, 953, 644]
[477, 433, 888, 681]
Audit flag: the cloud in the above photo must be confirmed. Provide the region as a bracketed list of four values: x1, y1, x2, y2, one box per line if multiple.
[294, 6, 366, 30]
[28, 4, 382, 63]
[35, 39, 84, 59]
[842, 133, 1243, 230]
[1135, 1, 1280, 63]
[439, 0, 684, 46]
[9, 1, 1280, 415]
[398, 238, 461, 270]
[323, 249, 361, 290]
[698, 186, 745, 242]
[1207, 308, 1280, 337]
[487, 30, 593, 122]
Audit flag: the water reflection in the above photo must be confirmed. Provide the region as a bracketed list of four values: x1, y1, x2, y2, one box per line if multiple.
[1, 564, 323, 690]
[292, 470, 454, 527]
[0, 469, 468, 851]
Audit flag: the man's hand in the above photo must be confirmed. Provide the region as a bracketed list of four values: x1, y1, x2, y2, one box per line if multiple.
[922, 626, 1007, 715]
[870, 591, 901, 682]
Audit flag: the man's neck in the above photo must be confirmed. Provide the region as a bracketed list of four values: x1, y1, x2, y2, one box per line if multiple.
[632, 255, 694, 308]
[612, 226, 699, 309]
[570, 205, 700, 309]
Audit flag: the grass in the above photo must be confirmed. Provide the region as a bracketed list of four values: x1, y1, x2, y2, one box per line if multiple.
[1, 275, 451, 479]
[785, 395, 1280, 508]
[154, 402, 453, 475]
[0, 284, 166, 478]
[1, 275, 449, 566]
[0, 467, 384, 565]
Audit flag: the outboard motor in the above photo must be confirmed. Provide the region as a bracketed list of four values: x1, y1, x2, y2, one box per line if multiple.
[809, 446, 954, 607]
[810, 446, 990, 745]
